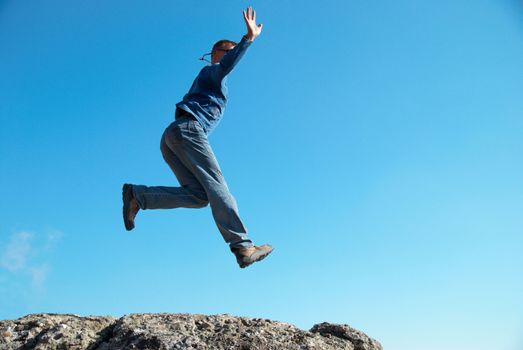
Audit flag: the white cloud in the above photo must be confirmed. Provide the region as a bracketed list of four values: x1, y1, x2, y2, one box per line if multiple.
[0, 231, 33, 272]
[29, 264, 49, 289]
[1, 229, 62, 291]
[44, 229, 63, 251]
[46, 229, 63, 242]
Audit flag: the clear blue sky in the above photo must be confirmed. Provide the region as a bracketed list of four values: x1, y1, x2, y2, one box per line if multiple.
[1, 1, 522, 349]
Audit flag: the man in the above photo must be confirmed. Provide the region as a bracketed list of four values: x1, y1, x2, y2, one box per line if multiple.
[122, 6, 273, 268]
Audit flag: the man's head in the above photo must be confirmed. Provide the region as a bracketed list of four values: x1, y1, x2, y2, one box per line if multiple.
[211, 39, 237, 64]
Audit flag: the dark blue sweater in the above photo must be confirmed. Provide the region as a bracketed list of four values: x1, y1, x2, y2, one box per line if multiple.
[176, 36, 252, 134]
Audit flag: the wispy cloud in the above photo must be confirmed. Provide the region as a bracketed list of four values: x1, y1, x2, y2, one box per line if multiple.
[46, 229, 63, 242]
[29, 264, 50, 290]
[0, 231, 33, 272]
[0, 229, 62, 291]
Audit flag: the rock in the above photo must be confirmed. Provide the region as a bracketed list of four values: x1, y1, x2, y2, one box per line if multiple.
[0, 314, 115, 350]
[1, 328, 12, 338]
[0, 313, 382, 350]
[310, 323, 383, 350]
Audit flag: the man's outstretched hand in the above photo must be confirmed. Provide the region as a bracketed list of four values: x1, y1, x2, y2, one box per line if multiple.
[243, 6, 262, 42]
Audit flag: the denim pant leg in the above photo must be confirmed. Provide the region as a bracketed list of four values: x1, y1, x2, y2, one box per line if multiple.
[132, 127, 209, 209]
[163, 119, 253, 249]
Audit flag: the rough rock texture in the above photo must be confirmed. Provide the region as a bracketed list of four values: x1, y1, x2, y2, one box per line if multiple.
[0, 314, 115, 350]
[0, 313, 383, 350]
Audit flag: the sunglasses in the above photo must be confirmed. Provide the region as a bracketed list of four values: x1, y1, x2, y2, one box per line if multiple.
[199, 48, 233, 63]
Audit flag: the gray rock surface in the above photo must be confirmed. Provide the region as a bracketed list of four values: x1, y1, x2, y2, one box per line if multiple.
[0, 313, 382, 350]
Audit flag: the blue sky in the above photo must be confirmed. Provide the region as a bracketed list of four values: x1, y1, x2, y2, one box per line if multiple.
[1, 1, 522, 349]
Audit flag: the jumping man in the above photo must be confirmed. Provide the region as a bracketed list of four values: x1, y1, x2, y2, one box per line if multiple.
[122, 7, 273, 268]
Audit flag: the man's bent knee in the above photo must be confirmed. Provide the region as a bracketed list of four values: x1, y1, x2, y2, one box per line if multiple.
[195, 199, 210, 208]
[187, 187, 209, 208]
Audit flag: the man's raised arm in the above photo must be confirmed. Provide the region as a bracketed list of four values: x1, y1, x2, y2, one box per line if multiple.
[219, 6, 263, 76]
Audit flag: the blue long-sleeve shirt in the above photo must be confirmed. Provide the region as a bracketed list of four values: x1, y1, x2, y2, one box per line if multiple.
[175, 36, 253, 134]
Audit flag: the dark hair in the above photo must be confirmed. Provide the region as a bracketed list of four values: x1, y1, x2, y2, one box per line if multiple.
[212, 39, 237, 52]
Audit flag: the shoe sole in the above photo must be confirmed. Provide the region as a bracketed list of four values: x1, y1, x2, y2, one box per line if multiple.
[122, 184, 135, 231]
[239, 247, 273, 269]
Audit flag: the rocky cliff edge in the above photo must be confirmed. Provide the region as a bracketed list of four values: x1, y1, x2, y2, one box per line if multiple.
[0, 313, 382, 350]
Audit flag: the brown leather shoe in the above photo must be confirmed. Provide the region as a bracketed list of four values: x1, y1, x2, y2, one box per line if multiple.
[231, 244, 273, 268]
[122, 184, 140, 231]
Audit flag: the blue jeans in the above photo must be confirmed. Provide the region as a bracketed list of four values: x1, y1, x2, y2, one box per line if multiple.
[132, 116, 253, 249]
